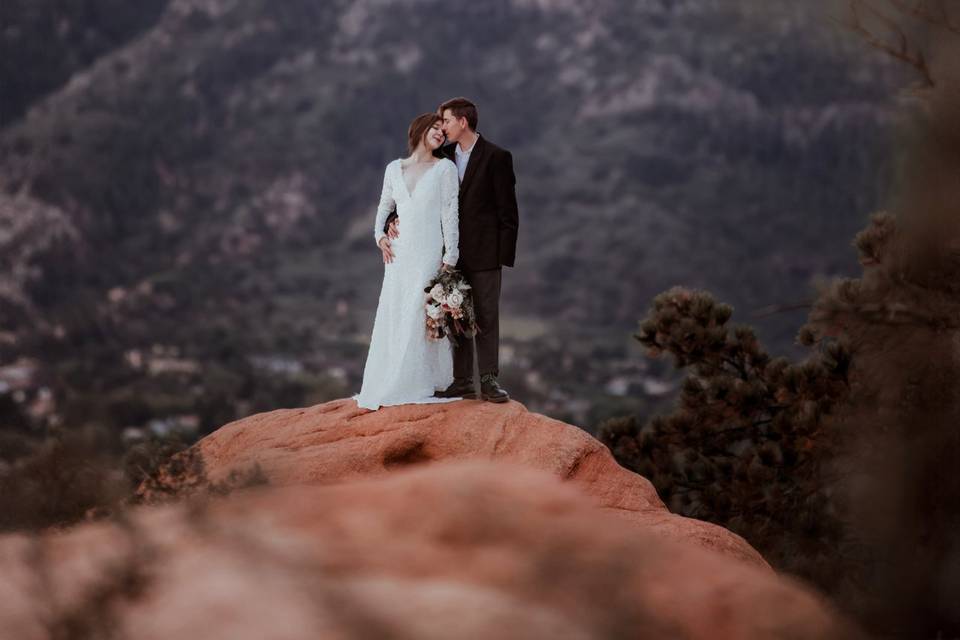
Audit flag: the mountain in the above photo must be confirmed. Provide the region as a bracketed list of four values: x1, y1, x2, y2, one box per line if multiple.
[0, 0, 169, 125]
[0, 0, 899, 433]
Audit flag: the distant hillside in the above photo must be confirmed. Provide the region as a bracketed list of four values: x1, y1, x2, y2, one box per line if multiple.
[0, 0, 169, 125]
[0, 0, 899, 431]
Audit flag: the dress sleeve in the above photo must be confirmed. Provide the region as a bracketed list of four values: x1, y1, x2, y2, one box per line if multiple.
[374, 162, 395, 247]
[440, 161, 460, 266]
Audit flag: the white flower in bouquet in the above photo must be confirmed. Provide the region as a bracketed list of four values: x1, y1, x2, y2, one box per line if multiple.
[446, 290, 464, 309]
[429, 284, 445, 301]
[426, 303, 443, 319]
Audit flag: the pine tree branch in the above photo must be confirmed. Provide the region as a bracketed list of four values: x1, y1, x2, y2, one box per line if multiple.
[814, 299, 960, 329]
[887, 0, 960, 34]
[720, 355, 751, 380]
[838, 0, 936, 88]
[750, 301, 814, 319]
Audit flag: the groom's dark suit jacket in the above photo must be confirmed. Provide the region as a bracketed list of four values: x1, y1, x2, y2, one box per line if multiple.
[385, 135, 519, 270]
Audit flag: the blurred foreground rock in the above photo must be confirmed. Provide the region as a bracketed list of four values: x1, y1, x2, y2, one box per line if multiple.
[0, 399, 862, 639]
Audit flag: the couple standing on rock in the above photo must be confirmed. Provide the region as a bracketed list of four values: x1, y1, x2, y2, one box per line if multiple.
[353, 97, 520, 411]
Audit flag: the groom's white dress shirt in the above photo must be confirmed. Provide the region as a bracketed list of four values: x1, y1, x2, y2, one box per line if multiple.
[454, 134, 479, 183]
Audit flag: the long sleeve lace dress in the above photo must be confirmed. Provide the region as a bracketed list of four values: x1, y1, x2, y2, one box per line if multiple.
[353, 158, 461, 410]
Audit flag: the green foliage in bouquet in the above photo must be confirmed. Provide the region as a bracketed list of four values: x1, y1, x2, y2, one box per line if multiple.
[598, 287, 853, 583]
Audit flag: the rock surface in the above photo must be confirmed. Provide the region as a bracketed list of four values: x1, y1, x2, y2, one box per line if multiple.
[4, 458, 859, 640]
[0, 398, 863, 639]
[167, 397, 769, 569]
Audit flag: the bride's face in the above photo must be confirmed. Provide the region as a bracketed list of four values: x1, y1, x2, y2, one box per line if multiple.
[424, 121, 445, 150]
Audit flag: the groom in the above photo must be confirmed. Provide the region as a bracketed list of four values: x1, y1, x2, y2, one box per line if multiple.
[383, 96, 519, 403]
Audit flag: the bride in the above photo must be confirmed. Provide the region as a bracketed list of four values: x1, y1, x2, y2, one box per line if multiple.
[353, 113, 462, 411]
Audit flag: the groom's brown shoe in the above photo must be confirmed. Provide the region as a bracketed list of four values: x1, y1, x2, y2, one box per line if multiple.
[434, 377, 476, 399]
[479, 373, 509, 403]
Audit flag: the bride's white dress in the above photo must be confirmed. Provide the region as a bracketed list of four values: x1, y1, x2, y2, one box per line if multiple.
[353, 157, 462, 410]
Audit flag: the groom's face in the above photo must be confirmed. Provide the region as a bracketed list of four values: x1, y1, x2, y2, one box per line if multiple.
[440, 109, 465, 143]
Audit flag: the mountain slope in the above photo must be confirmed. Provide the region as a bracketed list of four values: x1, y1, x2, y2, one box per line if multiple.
[0, 0, 898, 429]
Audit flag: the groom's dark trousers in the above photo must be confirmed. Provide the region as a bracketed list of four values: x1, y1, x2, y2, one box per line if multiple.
[455, 267, 502, 377]
[384, 134, 519, 379]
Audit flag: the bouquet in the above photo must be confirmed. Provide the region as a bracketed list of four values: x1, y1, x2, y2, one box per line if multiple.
[423, 267, 478, 345]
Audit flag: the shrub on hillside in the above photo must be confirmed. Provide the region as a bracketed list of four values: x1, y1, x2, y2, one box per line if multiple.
[598, 287, 854, 588]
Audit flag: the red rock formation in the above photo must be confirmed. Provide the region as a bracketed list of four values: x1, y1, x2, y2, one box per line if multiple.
[0, 398, 863, 639]
[176, 398, 769, 569]
[3, 459, 860, 640]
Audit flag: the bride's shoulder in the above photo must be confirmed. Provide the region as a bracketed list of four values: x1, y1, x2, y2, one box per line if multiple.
[437, 157, 457, 173]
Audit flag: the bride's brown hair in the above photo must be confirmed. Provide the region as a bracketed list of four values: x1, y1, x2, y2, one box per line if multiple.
[407, 113, 442, 154]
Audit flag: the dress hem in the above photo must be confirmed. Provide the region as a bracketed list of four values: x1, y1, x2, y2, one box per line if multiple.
[351, 394, 464, 411]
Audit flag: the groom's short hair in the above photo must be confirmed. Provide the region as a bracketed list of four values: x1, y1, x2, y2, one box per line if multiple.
[438, 97, 478, 131]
